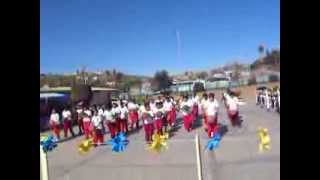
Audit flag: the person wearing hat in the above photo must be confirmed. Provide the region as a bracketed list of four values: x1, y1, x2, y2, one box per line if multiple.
[206, 93, 220, 138]
[49, 109, 61, 139]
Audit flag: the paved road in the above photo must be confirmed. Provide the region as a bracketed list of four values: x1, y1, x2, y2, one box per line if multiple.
[41, 99, 280, 180]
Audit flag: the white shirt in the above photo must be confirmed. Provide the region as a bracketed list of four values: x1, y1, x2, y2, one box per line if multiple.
[119, 106, 129, 119]
[180, 100, 192, 115]
[112, 107, 121, 119]
[76, 108, 83, 114]
[98, 109, 104, 116]
[163, 101, 173, 112]
[201, 99, 209, 110]
[150, 102, 156, 112]
[141, 109, 154, 124]
[128, 102, 138, 111]
[153, 107, 165, 119]
[207, 99, 219, 116]
[92, 115, 103, 129]
[50, 113, 60, 124]
[104, 110, 115, 123]
[62, 110, 72, 121]
[84, 110, 92, 117]
[82, 116, 91, 122]
[228, 97, 238, 111]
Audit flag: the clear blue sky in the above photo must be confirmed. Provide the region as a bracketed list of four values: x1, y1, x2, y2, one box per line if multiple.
[41, 0, 279, 76]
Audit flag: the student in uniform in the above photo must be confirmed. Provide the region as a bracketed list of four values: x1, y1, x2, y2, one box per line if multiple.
[180, 95, 193, 132]
[206, 93, 219, 138]
[141, 102, 154, 143]
[82, 113, 92, 139]
[164, 96, 176, 128]
[104, 103, 117, 138]
[128, 99, 140, 130]
[49, 109, 61, 139]
[153, 101, 165, 135]
[112, 103, 121, 134]
[119, 101, 129, 134]
[62, 107, 75, 138]
[76, 107, 84, 135]
[265, 89, 271, 111]
[92, 111, 104, 145]
[223, 93, 240, 127]
[191, 93, 200, 122]
[201, 93, 209, 131]
[98, 105, 106, 134]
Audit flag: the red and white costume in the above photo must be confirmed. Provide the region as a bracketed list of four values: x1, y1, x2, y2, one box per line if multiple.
[180, 100, 193, 132]
[82, 115, 92, 139]
[62, 110, 74, 138]
[164, 100, 176, 127]
[92, 114, 104, 144]
[104, 109, 117, 138]
[153, 106, 165, 135]
[141, 108, 155, 142]
[206, 99, 219, 138]
[128, 102, 140, 129]
[76, 108, 84, 133]
[201, 98, 209, 129]
[224, 93, 240, 126]
[119, 106, 129, 133]
[50, 112, 61, 139]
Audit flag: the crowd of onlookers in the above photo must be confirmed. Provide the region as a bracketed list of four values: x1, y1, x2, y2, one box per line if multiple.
[256, 87, 280, 113]
[47, 90, 243, 145]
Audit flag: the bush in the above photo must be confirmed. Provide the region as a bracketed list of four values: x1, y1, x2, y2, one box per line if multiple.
[71, 84, 93, 106]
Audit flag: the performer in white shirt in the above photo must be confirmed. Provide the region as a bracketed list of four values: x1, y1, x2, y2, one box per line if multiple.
[153, 101, 165, 135]
[62, 107, 74, 138]
[128, 100, 140, 130]
[92, 111, 104, 145]
[49, 109, 61, 139]
[164, 96, 176, 128]
[141, 103, 155, 143]
[180, 95, 193, 132]
[201, 93, 209, 131]
[206, 93, 219, 138]
[76, 107, 84, 135]
[119, 101, 129, 133]
[112, 103, 121, 135]
[104, 103, 117, 138]
[82, 111, 92, 139]
[265, 89, 271, 111]
[223, 92, 240, 127]
[84, 107, 92, 117]
[191, 94, 200, 121]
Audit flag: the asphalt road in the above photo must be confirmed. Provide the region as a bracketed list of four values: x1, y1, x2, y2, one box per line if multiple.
[41, 98, 280, 180]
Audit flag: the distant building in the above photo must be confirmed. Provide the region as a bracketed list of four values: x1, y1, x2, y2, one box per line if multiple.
[205, 77, 230, 90]
[170, 79, 205, 93]
[140, 80, 152, 95]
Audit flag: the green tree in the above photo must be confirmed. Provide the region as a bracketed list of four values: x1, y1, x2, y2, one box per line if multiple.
[151, 70, 172, 91]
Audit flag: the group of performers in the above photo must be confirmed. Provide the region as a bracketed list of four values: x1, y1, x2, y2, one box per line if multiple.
[49, 90, 242, 145]
[256, 87, 280, 113]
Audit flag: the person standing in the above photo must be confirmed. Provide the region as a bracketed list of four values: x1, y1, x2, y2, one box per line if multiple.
[265, 89, 271, 111]
[141, 103, 154, 143]
[119, 101, 129, 134]
[206, 93, 219, 138]
[49, 109, 61, 139]
[164, 96, 176, 129]
[128, 100, 140, 130]
[180, 95, 193, 132]
[76, 107, 84, 135]
[62, 107, 74, 138]
[104, 103, 117, 138]
[112, 103, 121, 135]
[153, 101, 165, 135]
[223, 93, 240, 127]
[201, 93, 209, 131]
[82, 113, 92, 139]
[92, 111, 104, 145]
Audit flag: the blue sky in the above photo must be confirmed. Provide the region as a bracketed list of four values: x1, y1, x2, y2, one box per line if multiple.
[41, 0, 279, 76]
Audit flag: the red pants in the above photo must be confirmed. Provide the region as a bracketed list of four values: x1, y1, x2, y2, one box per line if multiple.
[77, 118, 84, 133]
[166, 110, 176, 126]
[155, 118, 163, 135]
[83, 121, 92, 139]
[183, 114, 193, 132]
[192, 105, 199, 121]
[143, 123, 154, 142]
[106, 122, 117, 138]
[203, 114, 208, 129]
[228, 110, 239, 126]
[129, 112, 139, 129]
[207, 116, 218, 138]
[93, 129, 104, 144]
[50, 122, 60, 139]
[119, 119, 128, 133]
[63, 120, 74, 138]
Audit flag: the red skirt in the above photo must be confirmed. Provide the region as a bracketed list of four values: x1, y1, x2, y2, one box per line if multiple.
[129, 111, 139, 124]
